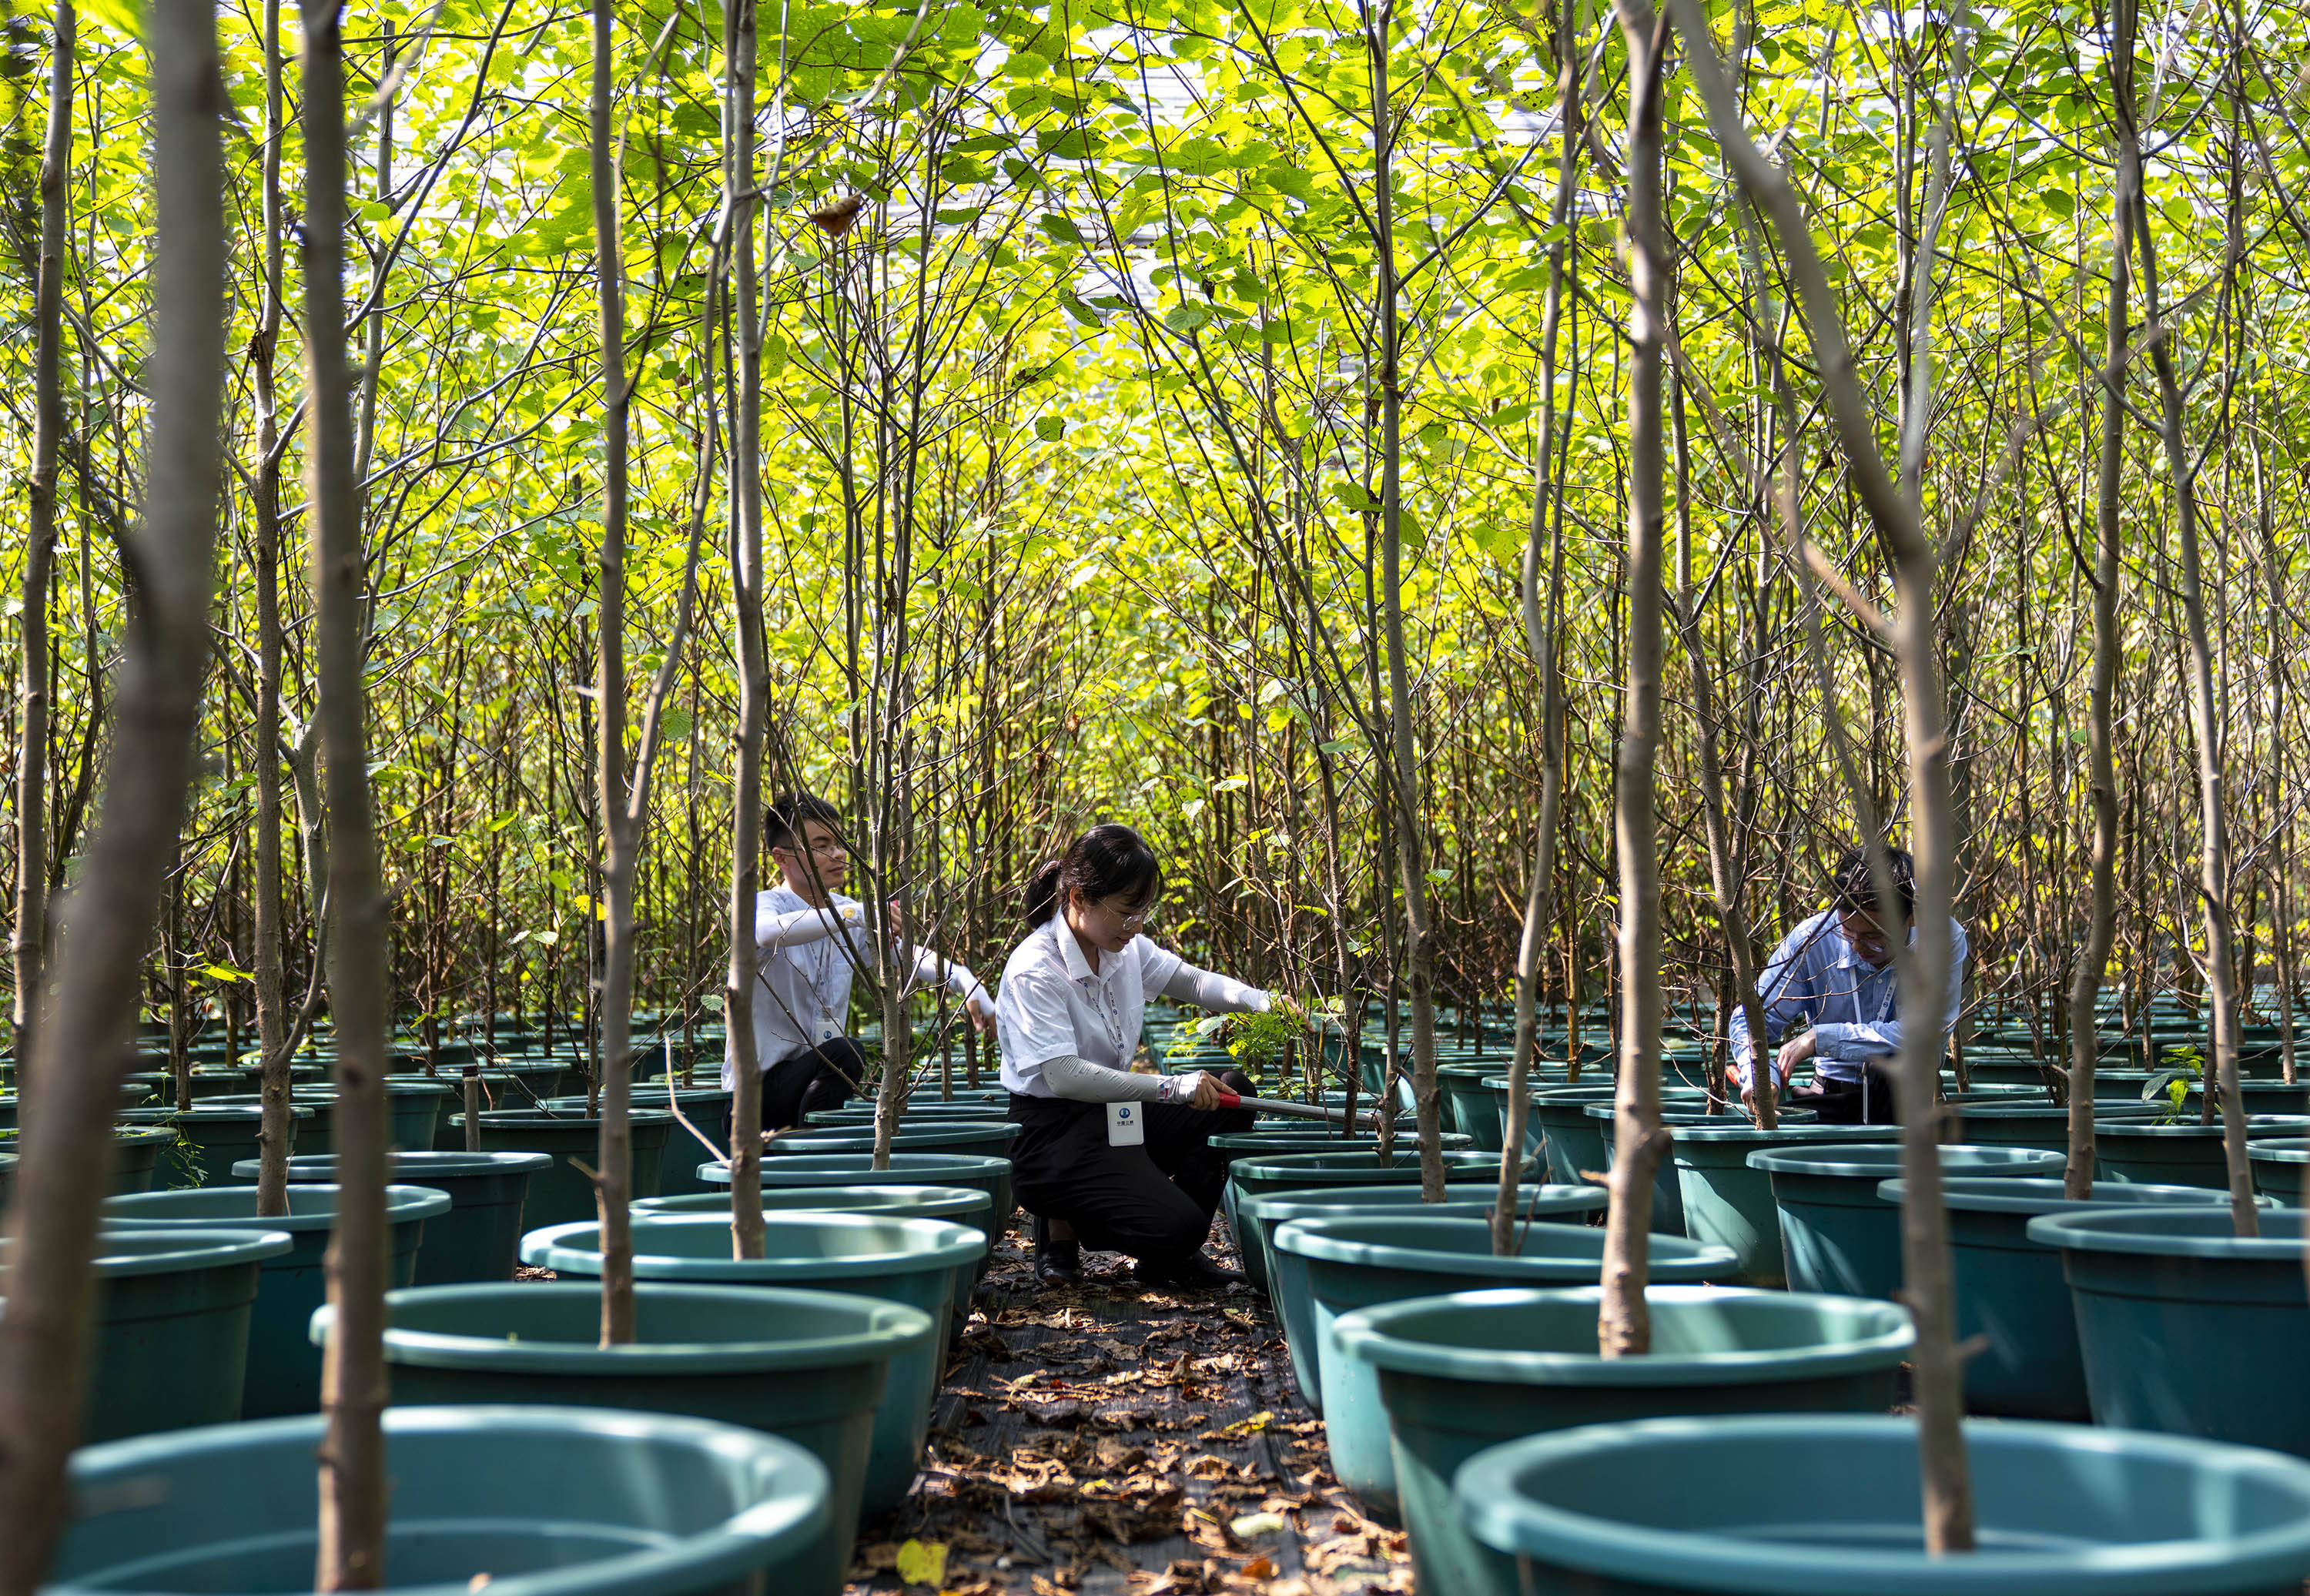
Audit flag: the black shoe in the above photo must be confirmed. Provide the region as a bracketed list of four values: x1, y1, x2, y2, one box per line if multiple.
[1132, 1250, 1244, 1290]
[1033, 1218, 1083, 1286]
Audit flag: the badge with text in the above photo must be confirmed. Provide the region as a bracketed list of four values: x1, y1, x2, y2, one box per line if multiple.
[1106, 1100, 1145, 1147]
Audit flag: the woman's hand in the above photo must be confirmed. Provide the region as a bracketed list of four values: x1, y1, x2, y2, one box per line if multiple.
[1186, 1070, 1229, 1111]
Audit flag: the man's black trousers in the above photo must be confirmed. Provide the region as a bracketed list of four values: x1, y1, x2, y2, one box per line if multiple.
[724, 1036, 869, 1144]
[1006, 1069, 1256, 1262]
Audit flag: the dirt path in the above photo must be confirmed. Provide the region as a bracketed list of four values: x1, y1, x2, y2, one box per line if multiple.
[845, 1223, 1415, 1596]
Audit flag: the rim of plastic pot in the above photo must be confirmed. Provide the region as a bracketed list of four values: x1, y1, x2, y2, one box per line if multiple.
[312, 1280, 936, 1373]
[2094, 1114, 2310, 1139]
[102, 1183, 453, 1230]
[1667, 1120, 1889, 1143]
[82, 1227, 296, 1275]
[2025, 1204, 2306, 1260]
[1274, 1214, 1738, 1278]
[1335, 1284, 1913, 1386]
[1956, 1101, 2164, 1119]
[51, 1404, 829, 1596]
[1878, 1175, 2261, 1215]
[457, 1108, 678, 1125]
[698, 1150, 1013, 1186]
[1746, 1143, 2066, 1178]
[146, 1103, 315, 1123]
[768, 1119, 1019, 1139]
[521, 1210, 988, 1276]
[1452, 1412, 2310, 1596]
[631, 1183, 993, 1220]
[1238, 1183, 1608, 1224]
[229, 1150, 556, 1180]
[2248, 1137, 2310, 1164]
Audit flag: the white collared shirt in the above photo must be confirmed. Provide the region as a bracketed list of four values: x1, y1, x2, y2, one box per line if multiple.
[995, 918, 1183, 1096]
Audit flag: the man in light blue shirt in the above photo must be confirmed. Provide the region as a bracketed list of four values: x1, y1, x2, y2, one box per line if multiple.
[1731, 845, 1969, 1123]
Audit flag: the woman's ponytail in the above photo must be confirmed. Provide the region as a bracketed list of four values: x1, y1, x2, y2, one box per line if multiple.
[1023, 858, 1064, 927]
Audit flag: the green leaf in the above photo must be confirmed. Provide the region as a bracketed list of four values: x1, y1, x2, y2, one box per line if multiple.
[893, 1540, 947, 1588]
[1163, 301, 1211, 334]
[1034, 415, 1066, 441]
[79, 0, 141, 39]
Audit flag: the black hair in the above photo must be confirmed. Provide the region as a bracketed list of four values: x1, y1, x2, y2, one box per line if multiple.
[764, 791, 842, 855]
[1831, 843, 1916, 922]
[1023, 823, 1163, 928]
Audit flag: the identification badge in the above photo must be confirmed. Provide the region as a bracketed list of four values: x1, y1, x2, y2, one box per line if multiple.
[816, 1019, 841, 1044]
[1106, 1101, 1145, 1147]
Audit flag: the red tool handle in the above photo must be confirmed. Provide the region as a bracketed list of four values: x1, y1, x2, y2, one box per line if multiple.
[1215, 1090, 1243, 1109]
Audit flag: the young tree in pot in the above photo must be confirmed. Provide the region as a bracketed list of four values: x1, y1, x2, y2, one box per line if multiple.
[0, 7, 229, 1584]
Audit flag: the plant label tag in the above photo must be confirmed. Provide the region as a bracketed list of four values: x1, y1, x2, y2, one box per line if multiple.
[1106, 1101, 1145, 1147]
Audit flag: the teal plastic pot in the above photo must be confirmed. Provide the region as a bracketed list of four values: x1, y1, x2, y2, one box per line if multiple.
[1749, 1143, 2065, 1299]
[1438, 1063, 1508, 1146]
[2247, 1137, 2310, 1203]
[2184, 1082, 2310, 1116]
[210, 1086, 456, 1158]
[634, 1183, 993, 1236]
[1952, 1099, 2160, 1153]
[2092, 1114, 2310, 1187]
[428, 1063, 578, 1146]
[320, 1281, 929, 1596]
[548, 1088, 733, 1196]
[1241, 1183, 1610, 1407]
[44, 1228, 293, 1441]
[1880, 1175, 2245, 1419]
[1227, 1145, 1508, 1296]
[46, 1403, 829, 1596]
[1664, 1121, 1896, 1284]
[1454, 1412, 2310, 1596]
[1477, 1072, 1590, 1159]
[765, 1120, 1018, 1161]
[1339, 1287, 1912, 1596]
[1211, 1129, 1381, 1157]
[145, 1103, 311, 1187]
[100, 1183, 449, 1416]
[1272, 1215, 1736, 1520]
[79, 1125, 179, 1194]
[1589, 1104, 1769, 1238]
[702, 1150, 1015, 1259]
[525, 1210, 985, 1514]
[1531, 1086, 1697, 1188]
[228, 1149, 553, 1285]
[2030, 1205, 2310, 1456]
[801, 1100, 1006, 1127]
[453, 1107, 675, 1226]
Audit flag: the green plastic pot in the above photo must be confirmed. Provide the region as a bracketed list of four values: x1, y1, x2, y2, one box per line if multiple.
[428, 1062, 578, 1146]
[1476, 1073, 1591, 1159]
[1589, 1102, 1773, 1239]
[634, 1183, 993, 1236]
[801, 1100, 1006, 1128]
[453, 1107, 675, 1226]
[319, 1281, 929, 1596]
[704, 1149, 1016, 1240]
[100, 1183, 449, 1417]
[764, 1120, 1019, 1161]
[1666, 1119, 1892, 1285]
[2247, 1137, 2310, 1203]
[1951, 1099, 2161, 1153]
[526, 1210, 985, 1514]
[2091, 1114, 2310, 1187]
[45, 1403, 829, 1596]
[2030, 1205, 2310, 1456]
[228, 1150, 554, 1284]
[1340, 1287, 1912, 1596]
[134, 1103, 313, 1187]
[1225, 1144, 1502, 1295]
[1880, 1175, 2245, 1420]
[2182, 1082, 2310, 1116]
[1455, 1412, 2310, 1596]
[1437, 1062, 1508, 1146]
[1528, 1086, 1620, 1187]
[1748, 1143, 2065, 1299]
[23, 1125, 189, 1196]
[1272, 1214, 1736, 1520]
[39, 1227, 293, 1441]
[209, 1086, 461, 1158]
[1240, 1182, 1609, 1407]
[544, 1087, 734, 1196]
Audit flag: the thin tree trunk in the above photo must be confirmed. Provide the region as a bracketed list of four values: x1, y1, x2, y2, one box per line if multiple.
[589, 0, 636, 1349]
[306, 0, 391, 1582]
[9, 0, 70, 1083]
[0, 7, 227, 1584]
[724, 0, 768, 1262]
[1495, 2, 1580, 1253]
[252, 0, 293, 1216]
[1596, 0, 1666, 1357]
[2067, 0, 2136, 1197]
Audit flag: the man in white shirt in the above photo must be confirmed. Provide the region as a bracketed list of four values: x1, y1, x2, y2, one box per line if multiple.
[1732, 845, 1968, 1124]
[728, 792, 993, 1135]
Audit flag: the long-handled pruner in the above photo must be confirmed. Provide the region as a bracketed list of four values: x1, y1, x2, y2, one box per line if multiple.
[1213, 1092, 1362, 1123]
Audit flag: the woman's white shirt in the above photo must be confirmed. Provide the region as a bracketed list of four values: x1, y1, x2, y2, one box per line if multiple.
[994, 918, 1268, 1097]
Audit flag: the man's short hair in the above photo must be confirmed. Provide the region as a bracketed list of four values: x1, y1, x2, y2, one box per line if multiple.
[764, 791, 842, 854]
[1832, 843, 1917, 922]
